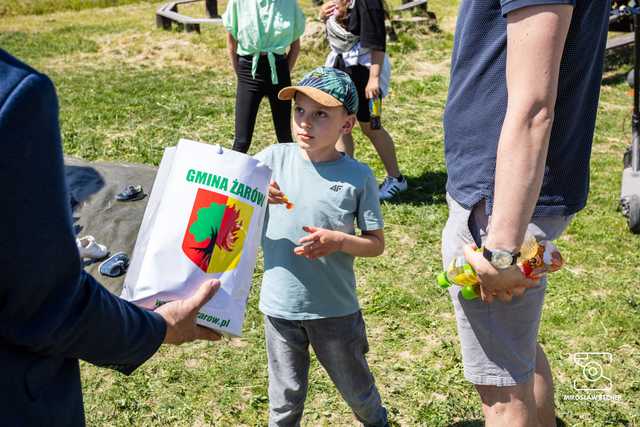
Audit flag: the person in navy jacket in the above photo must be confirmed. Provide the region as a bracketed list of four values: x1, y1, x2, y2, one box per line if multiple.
[0, 48, 222, 426]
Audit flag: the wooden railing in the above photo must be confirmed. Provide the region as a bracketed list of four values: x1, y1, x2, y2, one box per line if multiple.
[156, 0, 221, 33]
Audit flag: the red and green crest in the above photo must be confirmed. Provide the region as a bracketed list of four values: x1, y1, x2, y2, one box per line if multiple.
[182, 188, 253, 273]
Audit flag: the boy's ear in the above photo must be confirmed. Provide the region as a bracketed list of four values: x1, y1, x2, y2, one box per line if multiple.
[340, 114, 357, 135]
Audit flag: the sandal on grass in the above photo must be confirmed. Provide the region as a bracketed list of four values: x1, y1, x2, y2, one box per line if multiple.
[116, 184, 145, 201]
[99, 252, 130, 278]
[76, 235, 109, 260]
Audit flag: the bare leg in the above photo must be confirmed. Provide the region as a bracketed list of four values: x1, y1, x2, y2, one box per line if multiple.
[337, 132, 355, 158]
[474, 345, 556, 427]
[534, 343, 556, 426]
[476, 381, 538, 427]
[360, 121, 401, 178]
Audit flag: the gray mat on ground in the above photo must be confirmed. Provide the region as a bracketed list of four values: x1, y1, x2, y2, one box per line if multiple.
[65, 156, 158, 295]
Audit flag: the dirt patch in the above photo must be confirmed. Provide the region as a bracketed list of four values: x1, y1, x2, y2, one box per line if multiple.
[563, 266, 586, 276]
[394, 56, 450, 82]
[440, 15, 458, 34]
[431, 391, 447, 401]
[0, 3, 153, 33]
[590, 288, 613, 298]
[229, 338, 249, 348]
[45, 30, 228, 72]
[185, 358, 201, 368]
[300, 19, 327, 51]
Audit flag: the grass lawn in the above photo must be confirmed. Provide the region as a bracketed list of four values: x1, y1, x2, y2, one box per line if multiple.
[1, 1, 639, 425]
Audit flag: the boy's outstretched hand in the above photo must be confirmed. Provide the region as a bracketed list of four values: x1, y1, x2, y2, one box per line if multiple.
[268, 180, 287, 205]
[268, 180, 294, 209]
[295, 226, 345, 260]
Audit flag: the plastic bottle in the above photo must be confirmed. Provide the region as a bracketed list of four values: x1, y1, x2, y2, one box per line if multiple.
[437, 256, 481, 300]
[436, 233, 564, 300]
[369, 96, 382, 130]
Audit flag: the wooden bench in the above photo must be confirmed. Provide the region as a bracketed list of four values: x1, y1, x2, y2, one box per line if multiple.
[607, 33, 634, 51]
[156, 0, 222, 33]
[395, 0, 428, 14]
[390, 0, 436, 31]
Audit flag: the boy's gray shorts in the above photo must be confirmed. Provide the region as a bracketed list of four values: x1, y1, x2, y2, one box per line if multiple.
[441, 193, 573, 386]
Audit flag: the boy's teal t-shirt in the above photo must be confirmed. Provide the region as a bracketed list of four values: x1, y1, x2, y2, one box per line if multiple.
[255, 143, 384, 320]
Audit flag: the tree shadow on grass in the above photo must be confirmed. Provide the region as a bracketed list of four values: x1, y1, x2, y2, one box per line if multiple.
[602, 67, 631, 88]
[384, 170, 448, 206]
[605, 46, 633, 73]
[602, 70, 631, 87]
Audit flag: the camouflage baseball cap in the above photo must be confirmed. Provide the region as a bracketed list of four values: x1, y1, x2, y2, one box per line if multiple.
[278, 67, 359, 114]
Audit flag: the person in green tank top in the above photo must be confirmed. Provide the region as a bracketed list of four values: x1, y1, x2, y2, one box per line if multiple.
[222, 0, 306, 153]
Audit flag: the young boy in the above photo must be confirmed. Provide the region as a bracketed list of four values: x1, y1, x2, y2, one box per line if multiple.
[255, 67, 389, 427]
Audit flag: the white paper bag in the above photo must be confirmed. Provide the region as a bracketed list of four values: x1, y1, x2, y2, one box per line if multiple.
[122, 139, 272, 336]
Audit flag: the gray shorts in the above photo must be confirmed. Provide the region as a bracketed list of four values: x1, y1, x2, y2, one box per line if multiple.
[441, 193, 573, 386]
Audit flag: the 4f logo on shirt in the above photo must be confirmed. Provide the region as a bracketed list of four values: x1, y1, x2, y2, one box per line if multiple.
[182, 188, 253, 273]
[329, 184, 343, 192]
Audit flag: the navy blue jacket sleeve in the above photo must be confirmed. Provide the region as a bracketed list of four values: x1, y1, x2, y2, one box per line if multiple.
[0, 66, 166, 374]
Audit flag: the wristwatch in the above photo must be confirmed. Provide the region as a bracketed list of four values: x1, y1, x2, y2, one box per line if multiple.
[482, 247, 520, 270]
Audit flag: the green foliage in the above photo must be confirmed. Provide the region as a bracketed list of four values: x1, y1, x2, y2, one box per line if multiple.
[389, 32, 418, 54]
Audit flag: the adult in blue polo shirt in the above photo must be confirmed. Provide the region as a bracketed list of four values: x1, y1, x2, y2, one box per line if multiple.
[441, 1, 609, 425]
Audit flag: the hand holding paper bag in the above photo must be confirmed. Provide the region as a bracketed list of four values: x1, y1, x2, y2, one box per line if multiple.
[156, 279, 222, 344]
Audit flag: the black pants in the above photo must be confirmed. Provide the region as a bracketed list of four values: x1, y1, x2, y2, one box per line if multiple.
[333, 55, 372, 123]
[233, 54, 293, 153]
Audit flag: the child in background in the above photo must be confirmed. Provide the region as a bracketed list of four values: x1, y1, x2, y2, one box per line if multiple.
[223, 0, 306, 153]
[321, 0, 407, 200]
[255, 67, 389, 427]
